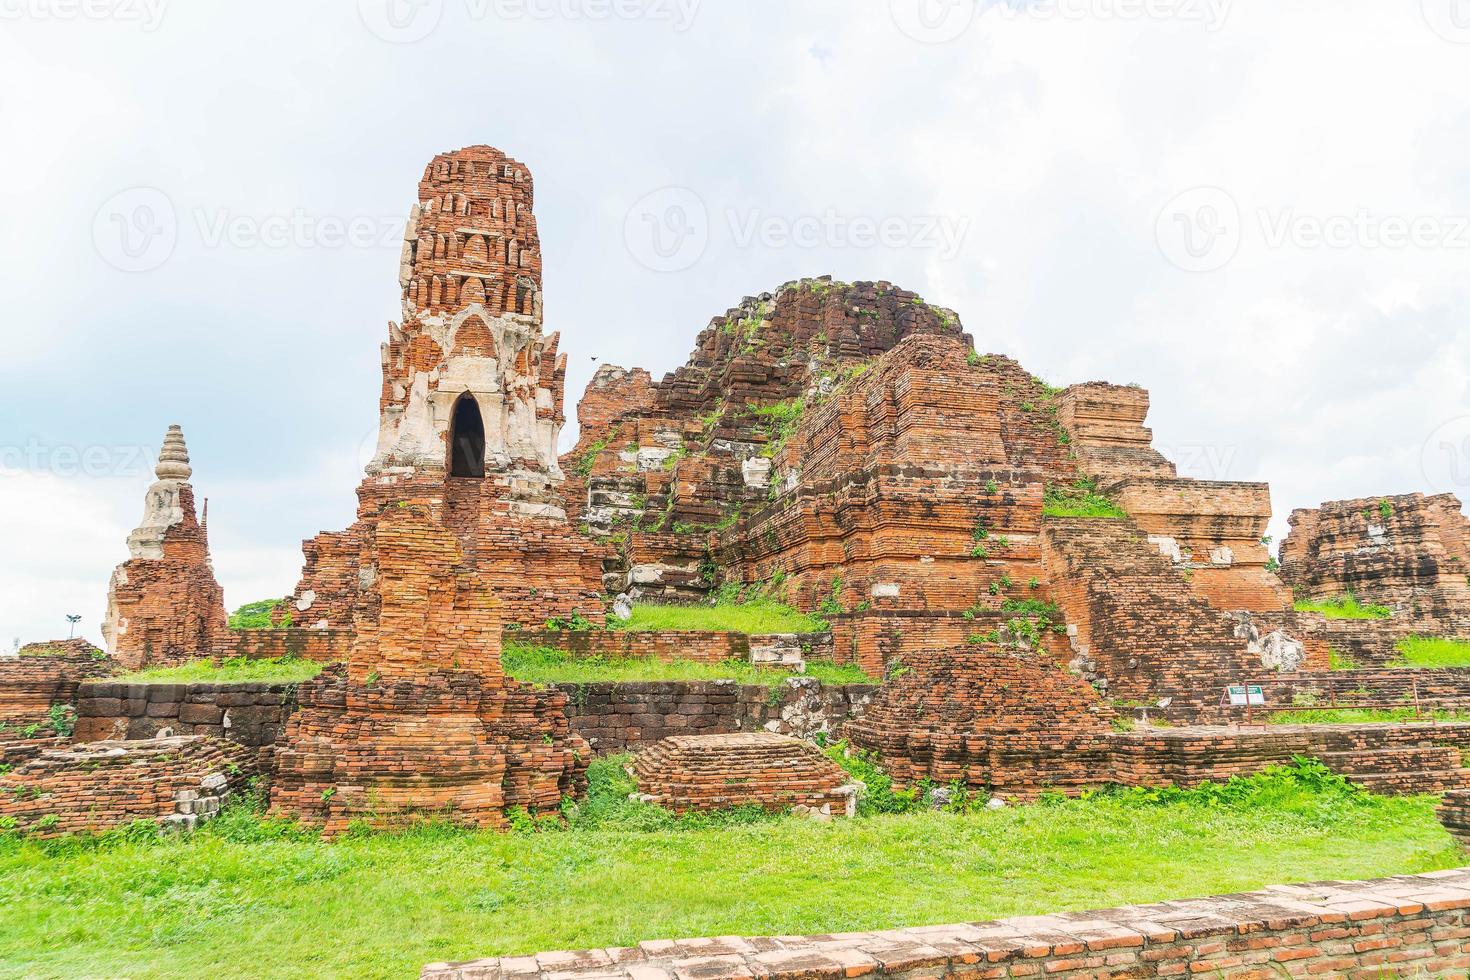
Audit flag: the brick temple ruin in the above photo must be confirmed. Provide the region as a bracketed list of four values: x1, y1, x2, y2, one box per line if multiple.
[7, 141, 1470, 843]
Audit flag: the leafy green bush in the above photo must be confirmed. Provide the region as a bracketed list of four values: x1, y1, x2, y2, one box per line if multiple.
[229, 599, 289, 630]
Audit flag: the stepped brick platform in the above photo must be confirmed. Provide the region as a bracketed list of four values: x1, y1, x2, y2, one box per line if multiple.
[1055, 382, 1176, 484]
[269, 501, 588, 836]
[631, 733, 857, 817]
[1282, 492, 1470, 632]
[1041, 516, 1325, 714]
[0, 735, 257, 838]
[75, 680, 297, 768]
[423, 868, 1470, 980]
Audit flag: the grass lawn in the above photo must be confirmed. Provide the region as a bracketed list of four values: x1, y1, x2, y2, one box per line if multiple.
[1293, 593, 1392, 620]
[503, 643, 874, 687]
[0, 760, 1459, 979]
[1268, 707, 1470, 725]
[112, 656, 326, 685]
[1390, 636, 1470, 669]
[607, 600, 828, 634]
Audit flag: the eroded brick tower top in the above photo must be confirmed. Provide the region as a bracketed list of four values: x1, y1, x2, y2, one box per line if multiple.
[370, 146, 566, 482]
[399, 145, 543, 319]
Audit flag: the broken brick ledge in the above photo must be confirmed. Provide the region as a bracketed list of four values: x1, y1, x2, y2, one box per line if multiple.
[423, 867, 1470, 979]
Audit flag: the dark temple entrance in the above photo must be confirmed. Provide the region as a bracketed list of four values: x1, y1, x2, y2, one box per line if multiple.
[448, 394, 486, 478]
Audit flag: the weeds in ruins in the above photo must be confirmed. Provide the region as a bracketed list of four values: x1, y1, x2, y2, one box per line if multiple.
[1041, 478, 1127, 519]
[1270, 707, 1470, 725]
[113, 656, 325, 685]
[0, 759, 1458, 978]
[502, 642, 872, 687]
[1391, 636, 1470, 669]
[1293, 592, 1393, 620]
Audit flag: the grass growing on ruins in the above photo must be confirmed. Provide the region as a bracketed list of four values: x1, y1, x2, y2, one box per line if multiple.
[1268, 707, 1470, 725]
[502, 642, 873, 687]
[607, 600, 829, 634]
[0, 760, 1460, 979]
[1391, 636, 1470, 669]
[112, 656, 325, 685]
[1041, 478, 1127, 519]
[1293, 593, 1393, 620]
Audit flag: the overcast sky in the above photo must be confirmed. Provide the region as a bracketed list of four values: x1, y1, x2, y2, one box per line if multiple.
[3, 1, 1470, 648]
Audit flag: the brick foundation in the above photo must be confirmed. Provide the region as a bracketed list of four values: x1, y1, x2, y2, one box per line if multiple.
[0, 735, 258, 838]
[560, 679, 877, 753]
[424, 867, 1470, 980]
[632, 733, 857, 817]
[513, 630, 833, 667]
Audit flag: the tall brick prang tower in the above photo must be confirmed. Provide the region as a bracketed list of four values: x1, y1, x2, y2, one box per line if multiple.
[101, 425, 228, 670]
[285, 146, 605, 633]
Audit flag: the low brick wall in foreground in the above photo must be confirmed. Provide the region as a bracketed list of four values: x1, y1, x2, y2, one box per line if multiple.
[425, 867, 1470, 980]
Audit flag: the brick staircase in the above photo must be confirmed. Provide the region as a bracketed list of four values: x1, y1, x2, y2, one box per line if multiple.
[1303, 726, 1470, 794]
[1040, 516, 1263, 712]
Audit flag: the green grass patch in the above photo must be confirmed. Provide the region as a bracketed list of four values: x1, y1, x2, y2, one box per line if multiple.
[0, 760, 1457, 979]
[1390, 636, 1470, 669]
[1269, 707, 1470, 725]
[503, 643, 872, 687]
[1293, 593, 1392, 620]
[229, 598, 289, 630]
[1328, 648, 1360, 671]
[112, 657, 325, 685]
[1042, 478, 1127, 519]
[609, 600, 828, 634]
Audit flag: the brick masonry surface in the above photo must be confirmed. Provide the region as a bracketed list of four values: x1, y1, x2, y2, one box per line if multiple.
[558, 679, 877, 753]
[74, 680, 296, 768]
[423, 867, 1470, 980]
[632, 732, 857, 817]
[513, 630, 834, 666]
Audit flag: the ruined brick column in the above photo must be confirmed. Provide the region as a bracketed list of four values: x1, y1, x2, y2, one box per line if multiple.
[285, 146, 606, 631]
[270, 500, 588, 836]
[101, 425, 228, 670]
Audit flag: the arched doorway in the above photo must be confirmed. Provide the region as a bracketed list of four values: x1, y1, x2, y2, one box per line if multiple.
[448, 393, 486, 478]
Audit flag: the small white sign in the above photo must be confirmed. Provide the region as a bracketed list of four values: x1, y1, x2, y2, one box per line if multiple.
[1226, 685, 1266, 707]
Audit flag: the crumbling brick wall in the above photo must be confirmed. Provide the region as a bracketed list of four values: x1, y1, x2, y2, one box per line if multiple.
[511, 630, 833, 666]
[0, 645, 115, 727]
[270, 501, 588, 835]
[0, 735, 257, 838]
[1281, 492, 1470, 631]
[1056, 382, 1177, 484]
